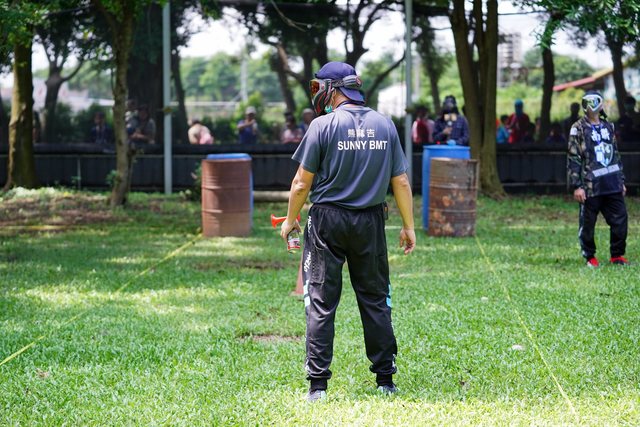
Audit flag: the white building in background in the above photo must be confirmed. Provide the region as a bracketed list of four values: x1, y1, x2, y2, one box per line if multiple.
[1, 78, 108, 113]
[498, 32, 523, 87]
[601, 67, 640, 101]
[377, 83, 406, 118]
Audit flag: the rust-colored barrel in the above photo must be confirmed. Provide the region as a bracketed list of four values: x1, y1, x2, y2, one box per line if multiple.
[428, 158, 479, 237]
[201, 154, 252, 237]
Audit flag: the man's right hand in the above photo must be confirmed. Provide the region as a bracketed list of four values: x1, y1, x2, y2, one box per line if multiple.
[399, 228, 416, 255]
[573, 188, 586, 203]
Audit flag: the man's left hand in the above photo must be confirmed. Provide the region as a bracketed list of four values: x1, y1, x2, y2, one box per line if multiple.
[623, 184, 627, 196]
[399, 228, 416, 255]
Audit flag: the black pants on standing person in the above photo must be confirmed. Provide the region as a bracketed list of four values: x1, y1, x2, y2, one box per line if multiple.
[579, 193, 628, 259]
[302, 203, 397, 393]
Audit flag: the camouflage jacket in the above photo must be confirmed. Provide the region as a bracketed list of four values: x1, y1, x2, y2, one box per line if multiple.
[567, 116, 625, 197]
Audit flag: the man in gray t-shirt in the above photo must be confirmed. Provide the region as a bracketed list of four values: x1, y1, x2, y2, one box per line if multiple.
[280, 61, 416, 402]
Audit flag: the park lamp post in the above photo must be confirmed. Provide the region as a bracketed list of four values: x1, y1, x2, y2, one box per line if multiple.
[163, 1, 172, 195]
[404, 0, 413, 187]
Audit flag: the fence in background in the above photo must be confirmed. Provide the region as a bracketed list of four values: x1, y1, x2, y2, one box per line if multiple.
[1, 143, 638, 195]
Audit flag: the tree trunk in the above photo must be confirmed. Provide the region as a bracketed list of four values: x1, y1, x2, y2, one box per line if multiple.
[4, 41, 38, 191]
[450, 0, 503, 197]
[273, 44, 296, 113]
[0, 90, 8, 146]
[127, 3, 163, 144]
[315, 37, 329, 67]
[110, 18, 135, 207]
[450, 0, 481, 159]
[606, 33, 627, 117]
[478, 0, 503, 196]
[415, 18, 443, 112]
[539, 46, 555, 144]
[301, 52, 314, 104]
[43, 68, 63, 144]
[426, 60, 441, 113]
[171, 50, 189, 145]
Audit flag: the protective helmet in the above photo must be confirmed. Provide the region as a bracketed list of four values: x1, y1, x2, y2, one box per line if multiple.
[442, 95, 457, 113]
[581, 90, 604, 114]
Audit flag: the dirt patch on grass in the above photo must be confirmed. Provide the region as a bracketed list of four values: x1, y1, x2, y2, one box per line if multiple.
[239, 333, 302, 344]
[194, 259, 287, 271]
[0, 190, 117, 236]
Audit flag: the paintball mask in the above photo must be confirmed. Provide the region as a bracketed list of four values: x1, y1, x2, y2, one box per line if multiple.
[442, 95, 457, 114]
[582, 91, 604, 114]
[310, 75, 363, 115]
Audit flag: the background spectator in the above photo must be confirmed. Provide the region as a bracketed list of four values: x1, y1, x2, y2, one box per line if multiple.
[130, 104, 156, 144]
[562, 102, 581, 142]
[90, 111, 113, 145]
[33, 111, 41, 143]
[125, 99, 138, 136]
[412, 105, 433, 145]
[507, 99, 531, 144]
[188, 119, 214, 145]
[496, 114, 509, 144]
[433, 95, 469, 146]
[281, 112, 303, 144]
[300, 108, 315, 134]
[617, 95, 640, 142]
[545, 122, 566, 144]
[237, 106, 258, 144]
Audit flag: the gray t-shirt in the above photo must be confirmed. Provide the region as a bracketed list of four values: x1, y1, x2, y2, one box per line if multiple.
[292, 106, 409, 209]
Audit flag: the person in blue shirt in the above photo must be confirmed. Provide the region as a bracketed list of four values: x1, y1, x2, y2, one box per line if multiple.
[299, 108, 315, 134]
[237, 106, 258, 144]
[496, 114, 510, 144]
[280, 61, 416, 403]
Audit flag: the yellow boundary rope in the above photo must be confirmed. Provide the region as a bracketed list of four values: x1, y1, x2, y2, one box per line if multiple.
[0, 234, 202, 368]
[474, 235, 579, 422]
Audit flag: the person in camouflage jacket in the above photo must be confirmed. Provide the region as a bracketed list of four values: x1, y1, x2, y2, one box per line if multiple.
[567, 90, 628, 267]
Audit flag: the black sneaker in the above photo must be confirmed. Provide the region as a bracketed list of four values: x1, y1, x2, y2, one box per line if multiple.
[377, 384, 398, 395]
[306, 389, 326, 402]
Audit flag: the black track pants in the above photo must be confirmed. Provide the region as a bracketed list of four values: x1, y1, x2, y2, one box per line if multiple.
[302, 203, 397, 383]
[579, 192, 628, 259]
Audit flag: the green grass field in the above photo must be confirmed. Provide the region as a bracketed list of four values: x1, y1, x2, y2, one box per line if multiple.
[1, 189, 638, 425]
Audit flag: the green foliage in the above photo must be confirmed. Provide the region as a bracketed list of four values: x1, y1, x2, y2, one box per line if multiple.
[524, 48, 594, 87]
[49, 103, 78, 142]
[1, 193, 639, 424]
[182, 52, 281, 103]
[66, 61, 114, 99]
[199, 53, 241, 101]
[105, 169, 117, 188]
[359, 52, 402, 107]
[496, 84, 586, 122]
[94, 0, 163, 21]
[249, 52, 282, 102]
[0, 0, 47, 47]
[41, 103, 111, 143]
[206, 116, 235, 145]
[181, 164, 201, 201]
[522, 0, 640, 49]
[431, 61, 464, 110]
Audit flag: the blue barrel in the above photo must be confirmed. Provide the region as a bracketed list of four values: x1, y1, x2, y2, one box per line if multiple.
[202, 153, 253, 237]
[422, 145, 470, 230]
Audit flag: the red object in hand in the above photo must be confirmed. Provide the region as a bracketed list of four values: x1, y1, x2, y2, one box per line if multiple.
[270, 213, 300, 228]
